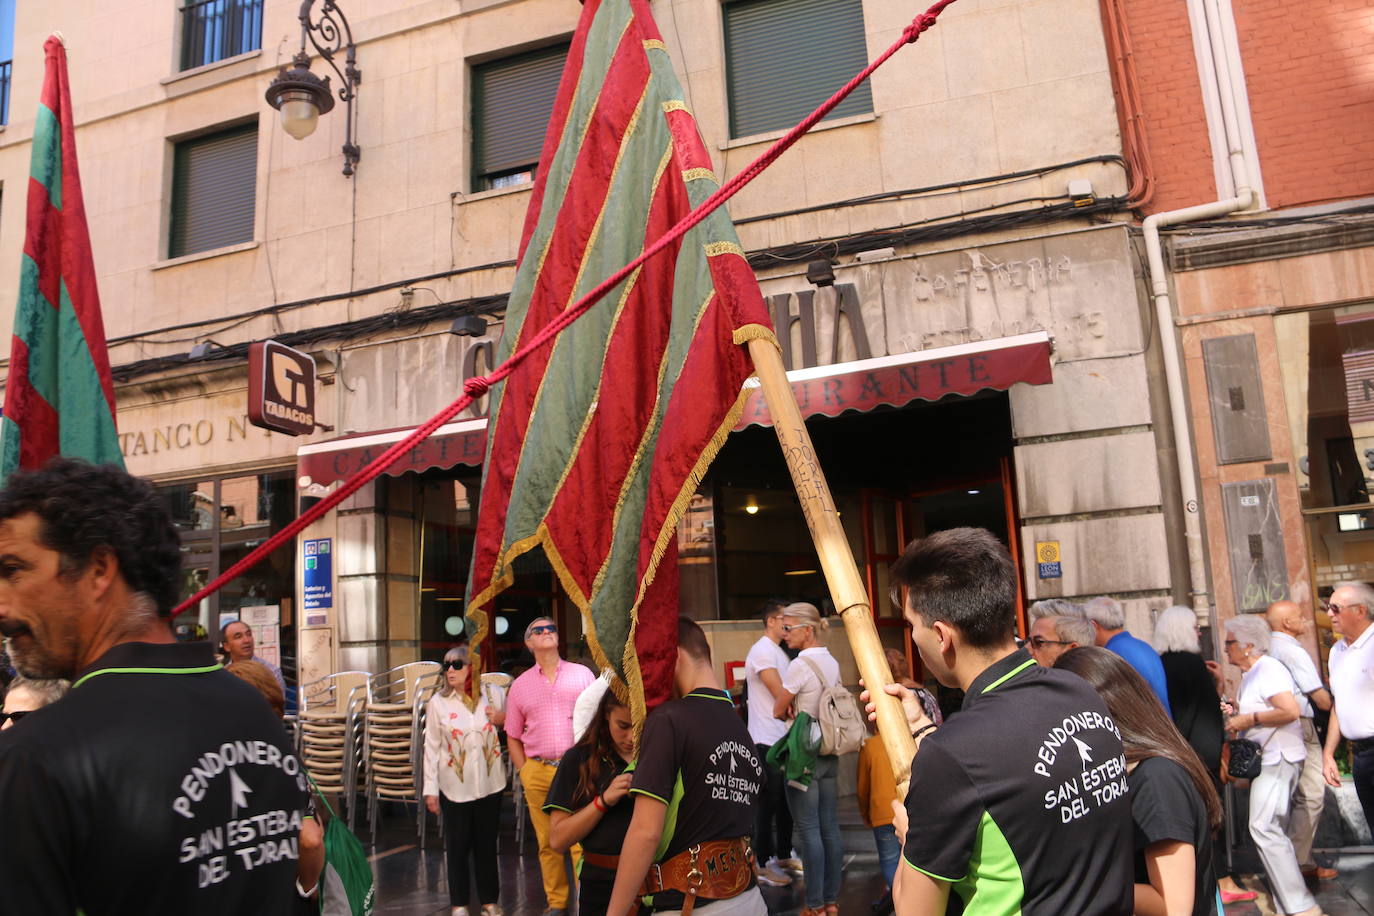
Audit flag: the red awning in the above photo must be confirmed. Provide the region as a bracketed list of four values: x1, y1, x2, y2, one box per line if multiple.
[734, 331, 1053, 429]
[296, 332, 1052, 486]
[297, 417, 489, 488]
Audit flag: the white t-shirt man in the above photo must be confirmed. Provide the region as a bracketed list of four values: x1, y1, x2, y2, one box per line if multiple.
[1238, 654, 1306, 765]
[746, 635, 791, 746]
[1268, 631, 1324, 719]
[1330, 622, 1374, 741]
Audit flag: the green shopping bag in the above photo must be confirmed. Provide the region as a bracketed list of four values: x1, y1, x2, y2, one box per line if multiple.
[308, 775, 375, 916]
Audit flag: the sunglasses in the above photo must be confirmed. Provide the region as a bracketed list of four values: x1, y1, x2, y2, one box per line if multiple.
[1326, 602, 1363, 614]
[1029, 636, 1072, 649]
[527, 624, 558, 636]
[441, 660, 468, 672]
[781, 623, 813, 633]
[0, 710, 29, 726]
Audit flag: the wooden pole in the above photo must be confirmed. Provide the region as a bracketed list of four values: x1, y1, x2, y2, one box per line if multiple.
[747, 338, 917, 793]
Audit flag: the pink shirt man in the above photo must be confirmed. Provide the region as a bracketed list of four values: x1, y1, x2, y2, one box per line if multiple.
[505, 657, 594, 760]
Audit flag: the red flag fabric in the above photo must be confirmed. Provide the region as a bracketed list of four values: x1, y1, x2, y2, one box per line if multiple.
[464, 0, 775, 719]
[1, 37, 123, 478]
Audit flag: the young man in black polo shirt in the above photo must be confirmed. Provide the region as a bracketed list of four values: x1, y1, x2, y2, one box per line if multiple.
[886, 527, 1133, 916]
[0, 460, 309, 914]
[607, 617, 767, 916]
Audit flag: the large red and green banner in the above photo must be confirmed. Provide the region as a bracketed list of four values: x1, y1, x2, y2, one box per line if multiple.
[465, 0, 775, 718]
[1, 37, 123, 480]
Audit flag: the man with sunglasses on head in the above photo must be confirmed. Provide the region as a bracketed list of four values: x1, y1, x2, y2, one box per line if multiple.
[505, 616, 595, 916]
[1322, 582, 1374, 836]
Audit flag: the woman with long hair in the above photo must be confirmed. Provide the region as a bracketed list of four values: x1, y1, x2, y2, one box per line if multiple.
[545, 684, 638, 914]
[1055, 646, 1222, 916]
[423, 646, 508, 916]
[772, 602, 844, 916]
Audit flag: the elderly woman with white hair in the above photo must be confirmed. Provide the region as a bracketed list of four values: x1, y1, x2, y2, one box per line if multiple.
[1222, 614, 1320, 916]
[1154, 607, 1257, 903]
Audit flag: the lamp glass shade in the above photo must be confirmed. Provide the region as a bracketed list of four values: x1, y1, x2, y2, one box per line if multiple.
[279, 93, 320, 140]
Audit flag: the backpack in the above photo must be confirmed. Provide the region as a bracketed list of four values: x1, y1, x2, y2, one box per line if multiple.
[308, 775, 376, 916]
[801, 657, 865, 756]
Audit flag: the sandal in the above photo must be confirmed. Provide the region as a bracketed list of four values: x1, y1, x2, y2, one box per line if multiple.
[825, 906, 839, 915]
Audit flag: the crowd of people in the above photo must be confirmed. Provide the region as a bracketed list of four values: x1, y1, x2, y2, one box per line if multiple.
[0, 458, 1371, 916]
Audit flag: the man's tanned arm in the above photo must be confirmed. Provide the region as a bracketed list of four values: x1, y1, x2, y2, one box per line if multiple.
[607, 794, 667, 916]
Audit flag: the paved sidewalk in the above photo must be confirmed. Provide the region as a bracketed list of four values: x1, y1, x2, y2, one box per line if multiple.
[362, 793, 1373, 914]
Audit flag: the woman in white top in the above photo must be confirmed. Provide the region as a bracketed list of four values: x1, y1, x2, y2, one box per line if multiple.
[1221, 615, 1319, 916]
[771, 602, 843, 916]
[423, 646, 508, 916]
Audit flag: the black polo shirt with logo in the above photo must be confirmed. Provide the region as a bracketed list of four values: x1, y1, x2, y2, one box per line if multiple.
[543, 743, 635, 872]
[0, 641, 307, 915]
[629, 687, 763, 911]
[902, 649, 1133, 915]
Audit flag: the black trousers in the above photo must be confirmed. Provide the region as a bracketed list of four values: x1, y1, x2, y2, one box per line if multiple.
[440, 790, 502, 906]
[753, 742, 793, 864]
[1354, 738, 1374, 836]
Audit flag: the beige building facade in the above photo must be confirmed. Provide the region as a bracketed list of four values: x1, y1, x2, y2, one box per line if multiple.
[0, 0, 1190, 688]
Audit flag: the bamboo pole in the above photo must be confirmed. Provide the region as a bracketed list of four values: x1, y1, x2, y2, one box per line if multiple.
[747, 338, 918, 793]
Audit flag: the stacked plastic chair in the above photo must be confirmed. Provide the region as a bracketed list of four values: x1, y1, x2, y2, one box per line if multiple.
[364, 661, 442, 844]
[298, 670, 369, 824]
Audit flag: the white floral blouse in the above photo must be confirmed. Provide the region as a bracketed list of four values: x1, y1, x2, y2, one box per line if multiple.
[422, 691, 508, 803]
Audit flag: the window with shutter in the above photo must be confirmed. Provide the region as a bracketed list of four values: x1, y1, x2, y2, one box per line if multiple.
[471, 44, 568, 192]
[724, 0, 872, 139]
[170, 124, 258, 258]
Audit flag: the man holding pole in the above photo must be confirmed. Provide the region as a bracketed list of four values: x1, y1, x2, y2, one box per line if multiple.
[607, 617, 765, 916]
[882, 528, 1133, 915]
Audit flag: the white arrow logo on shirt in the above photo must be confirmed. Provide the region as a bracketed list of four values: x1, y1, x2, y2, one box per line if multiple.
[1072, 737, 1094, 770]
[229, 767, 254, 818]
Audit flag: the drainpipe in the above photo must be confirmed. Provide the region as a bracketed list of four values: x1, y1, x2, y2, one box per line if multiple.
[1142, 0, 1254, 624]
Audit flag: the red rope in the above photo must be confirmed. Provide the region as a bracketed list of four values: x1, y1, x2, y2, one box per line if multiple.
[170, 0, 959, 619]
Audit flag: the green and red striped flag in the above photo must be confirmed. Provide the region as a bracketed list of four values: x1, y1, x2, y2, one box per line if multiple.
[465, 0, 774, 719]
[1, 37, 123, 479]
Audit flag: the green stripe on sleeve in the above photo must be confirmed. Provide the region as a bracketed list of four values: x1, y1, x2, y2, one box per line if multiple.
[902, 856, 961, 882]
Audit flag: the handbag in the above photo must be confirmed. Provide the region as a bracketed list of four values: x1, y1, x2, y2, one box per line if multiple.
[1224, 719, 1276, 782]
[1225, 737, 1263, 780]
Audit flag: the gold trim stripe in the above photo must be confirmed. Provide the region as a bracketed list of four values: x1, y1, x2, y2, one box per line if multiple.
[642, 39, 666, 51]
[682, 168, 717, 183]
[732, 323, 780, 350]
[662, 100, 688, 114]
[704, 241, 744, 258]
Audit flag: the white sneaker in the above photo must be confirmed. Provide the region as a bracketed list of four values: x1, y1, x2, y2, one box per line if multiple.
[481, 906, 503, 916]
[754, 864, 792, 886]
[766, 862, 794, 885]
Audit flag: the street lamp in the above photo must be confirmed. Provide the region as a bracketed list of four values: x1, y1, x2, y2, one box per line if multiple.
[265, 0, 361, 176]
